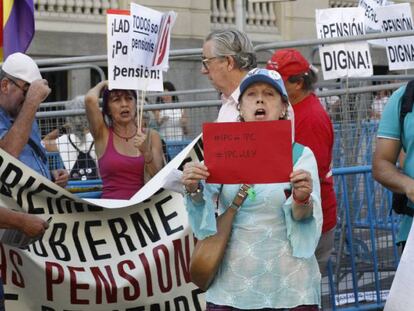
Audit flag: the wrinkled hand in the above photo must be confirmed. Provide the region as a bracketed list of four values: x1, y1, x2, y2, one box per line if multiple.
[19, 213, 49, 238]
[182, 162, 209, 193]
[290, 169, 313, 201]
[52, 169, 69, 188]
[133, 129, 148, 154]
[25, 79, 51, 107]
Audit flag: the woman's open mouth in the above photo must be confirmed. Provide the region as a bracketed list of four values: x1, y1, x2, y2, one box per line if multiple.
[254, 108, 266, 119]
[120, 110, 130, 117]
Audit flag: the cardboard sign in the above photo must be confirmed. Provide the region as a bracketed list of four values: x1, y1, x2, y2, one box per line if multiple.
[316, 8, 373, 80]
[106, 9, 163, 91]
[129, 3, 176, 71]
[203, 121, 292, 184]
[376, 3, 414, 71]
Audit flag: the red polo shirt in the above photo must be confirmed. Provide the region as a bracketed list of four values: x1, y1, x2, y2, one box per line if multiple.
[293, 93, 337, 233]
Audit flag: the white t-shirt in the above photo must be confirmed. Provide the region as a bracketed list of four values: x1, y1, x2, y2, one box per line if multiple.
[159, 108, 184, 141]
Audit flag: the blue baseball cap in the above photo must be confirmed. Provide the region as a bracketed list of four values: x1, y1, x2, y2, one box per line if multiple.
[239, 68, 288, 102]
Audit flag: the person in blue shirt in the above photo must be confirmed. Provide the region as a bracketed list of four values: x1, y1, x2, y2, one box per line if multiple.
[0, 52, 56, 311]
[182, 69, 322, 311]
[0, 205, 50, 311]
[0, 53, 68, 187]
[373, 84, 414, 249]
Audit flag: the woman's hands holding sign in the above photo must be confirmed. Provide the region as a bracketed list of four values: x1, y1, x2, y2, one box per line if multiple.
[290, 169, 314, 220]
[182, 162, 209, 194]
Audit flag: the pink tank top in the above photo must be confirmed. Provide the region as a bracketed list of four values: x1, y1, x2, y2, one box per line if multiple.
[98, 128, 145, 199]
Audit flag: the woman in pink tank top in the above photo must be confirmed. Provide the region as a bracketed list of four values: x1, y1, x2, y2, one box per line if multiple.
[84, 81, 164, 199]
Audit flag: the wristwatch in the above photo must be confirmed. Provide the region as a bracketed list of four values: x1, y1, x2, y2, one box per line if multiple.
[184, 182, 204, 197]
[229, 184, 251, 211]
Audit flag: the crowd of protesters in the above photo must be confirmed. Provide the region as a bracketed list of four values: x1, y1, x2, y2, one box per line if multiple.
[0, 26, 410, 310]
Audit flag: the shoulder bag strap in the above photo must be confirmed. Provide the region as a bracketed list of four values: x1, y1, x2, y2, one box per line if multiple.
[27, 138, 48, 164]
[400, 79, 414, 144]
[190, 183, 251, 290]
[68, 135, 82, 153]
[87, 141, 95, 154]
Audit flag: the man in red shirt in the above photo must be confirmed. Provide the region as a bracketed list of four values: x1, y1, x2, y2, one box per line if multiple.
[267, 49, 337, 274]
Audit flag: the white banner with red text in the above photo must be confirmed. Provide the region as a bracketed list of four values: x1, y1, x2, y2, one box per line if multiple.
[0, 137, 206, 311]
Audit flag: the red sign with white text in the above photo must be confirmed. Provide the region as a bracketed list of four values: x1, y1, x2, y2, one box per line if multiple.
[203, 120, 293, 184]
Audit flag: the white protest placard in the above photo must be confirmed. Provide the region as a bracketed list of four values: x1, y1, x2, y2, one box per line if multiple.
[129, 3, 176, 72]
[358, 0, 388, 31]
[384, 220, 414, 311]
[129, 3, 162, 68]
[107, 9, 163, 91]
[316, 8, 373, 80]
[318, 43, 373, 80]
[376, 3, 414, 71]
[152, 11, 177, 70]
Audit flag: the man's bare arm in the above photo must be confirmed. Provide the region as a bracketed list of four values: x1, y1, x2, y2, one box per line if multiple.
[373, 137, 414, 202]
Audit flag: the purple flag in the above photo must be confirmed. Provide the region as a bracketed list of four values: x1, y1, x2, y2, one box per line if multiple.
[3, 0, 35, 58]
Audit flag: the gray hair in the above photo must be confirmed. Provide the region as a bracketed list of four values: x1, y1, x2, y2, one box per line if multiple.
[64, 96, 89, 143]
[206, 29, 257, 71]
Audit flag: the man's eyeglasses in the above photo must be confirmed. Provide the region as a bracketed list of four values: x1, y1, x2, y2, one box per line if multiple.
[201, 56, 226, 70]
[7, 76, 29, 96]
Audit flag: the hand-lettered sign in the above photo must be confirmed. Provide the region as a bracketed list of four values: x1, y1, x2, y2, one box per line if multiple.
[203, 120, 292, 184]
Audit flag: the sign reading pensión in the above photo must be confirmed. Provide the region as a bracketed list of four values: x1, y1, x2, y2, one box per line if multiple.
[107, 9, 163, 91]
[106, 5, 176, 91]
[316, 7, 373, 80]
[376, 3, 414, 71]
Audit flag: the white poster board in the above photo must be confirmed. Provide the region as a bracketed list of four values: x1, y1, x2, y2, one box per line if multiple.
[384, 222, 414, 310]
[358, 0, 388, 31]
[107, 9, 164, 91]
[376, 3, 414, 71]
[129, 3, 176, 71]
[316, 8, 373, 80]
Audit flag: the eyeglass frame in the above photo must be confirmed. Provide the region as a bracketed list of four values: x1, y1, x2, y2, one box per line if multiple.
[5, 75, 30, 97]
[201, 55, 235, 71]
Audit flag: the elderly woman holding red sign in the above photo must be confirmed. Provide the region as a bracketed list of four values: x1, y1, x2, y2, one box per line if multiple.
[182, 68, 322, 311]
